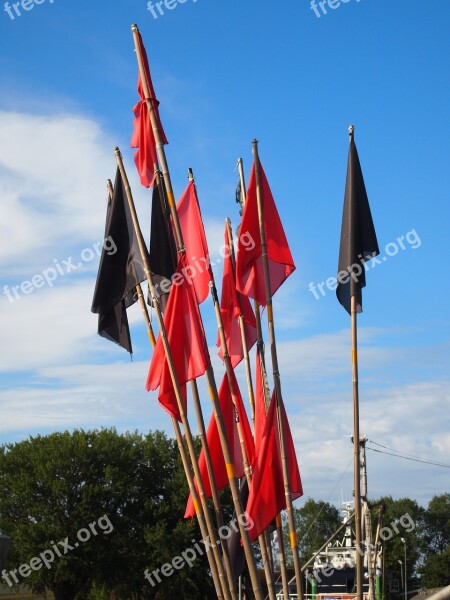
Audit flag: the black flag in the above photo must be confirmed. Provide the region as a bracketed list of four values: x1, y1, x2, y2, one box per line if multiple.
[91, 168, 147, 353]
[336, 131, 379, 314]
[148, 172, 177, 310]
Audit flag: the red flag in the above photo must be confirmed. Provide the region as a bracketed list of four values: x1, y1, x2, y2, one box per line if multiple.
[177, 181, 213, 303]
[146, 255, 209, 420]
[130, 31, 168, 188]
[235, 160, 295, 306]
[184, 370, 255, 518]
[246, 394, 303, 541]
[217, 226, 257, 367]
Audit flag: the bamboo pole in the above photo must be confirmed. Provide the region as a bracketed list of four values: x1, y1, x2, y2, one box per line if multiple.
[237, 158, 289, 600]
[189, 172, 276, 600]
[189, 378, 238, 600]
[225, 218, 256, 427]
[113, 148, 229, 600]
[130, 25, 263, 600]
[351, 294, 363, 600]
[252, 139, 304, 600]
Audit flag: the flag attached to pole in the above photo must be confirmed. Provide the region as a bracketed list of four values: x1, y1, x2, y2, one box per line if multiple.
[184, 371, 255, 519]
[245, 393, 303, 541]
[236, 160, 295, 306]
[91, 168, 147, 353]
[145, 255, 210, 420]
[149, 173, 177, 310]
[177, 180, 213, 304]
[217, 225, 257, 368]
[336, 130, 379, 314]
[130, 31, 168, 188]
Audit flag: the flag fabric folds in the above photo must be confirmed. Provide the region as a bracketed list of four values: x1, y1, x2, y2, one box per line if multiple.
[148, 174, 177, 310]
[177, 180, 213, 304]
[336, 135, 379, 314]
[217, 226, 257, 367]
[91, 168, 146, 353]
[246, 393, 303, 541]
[130, 31, 168, 188]
[235, 160, 296, 306]
[184, 370, 255, 518]
[145, 255, 210, 420]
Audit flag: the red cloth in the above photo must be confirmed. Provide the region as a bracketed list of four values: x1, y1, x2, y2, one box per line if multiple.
[146, 255, 209, 421]
[184, 370, 255, 518]
[217, 226, 257, 367]
[130, 31, 168, 188]
[246, 393, 303, 541]
[236, 160, 295, 306]
[177, 181, 213, 304]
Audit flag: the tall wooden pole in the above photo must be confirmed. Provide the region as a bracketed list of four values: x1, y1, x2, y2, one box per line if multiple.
[252, 139, 304, 600]
[130, 26, 263, 599]
[237, 158, 289, 600]
[351, 288, 363, 600]
[113, 148, 231, 600]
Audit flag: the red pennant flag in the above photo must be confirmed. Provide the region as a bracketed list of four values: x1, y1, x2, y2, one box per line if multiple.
[146, 255, 210, 421]
[130, 31, 168, 188]
[245, 394, 303, 541]
[177, 181, 213, 304]
[235, 160, 295, 306]
[184, 370, 255, 518]
[217, 226, 257, 367]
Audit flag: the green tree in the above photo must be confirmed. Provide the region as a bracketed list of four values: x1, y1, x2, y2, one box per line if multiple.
[419, 493, 450, 587]
[0, 429, 213, 600]
[373, 496, 425, 594]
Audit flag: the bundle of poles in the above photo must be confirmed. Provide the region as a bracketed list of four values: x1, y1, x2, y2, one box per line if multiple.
[92, 22, 380, 600]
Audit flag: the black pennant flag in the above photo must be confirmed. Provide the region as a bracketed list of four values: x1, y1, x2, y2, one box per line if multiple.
[148, 173, 177, 311]
[91, 168, 147, 353]
[336, 132, 379, 314]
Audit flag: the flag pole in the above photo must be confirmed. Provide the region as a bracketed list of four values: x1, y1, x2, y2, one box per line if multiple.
[106, 179, 156, 347]
[130, 25, 264, 600]
[114, 148, 231, 600]
[188, 171, 276, 600]
[348, 124, 363, 600]
[237, 158, 290, 600]
[252, 139, 304, 600]
[224, 218, 256, 427]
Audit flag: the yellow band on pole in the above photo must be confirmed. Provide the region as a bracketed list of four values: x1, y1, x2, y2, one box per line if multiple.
[352, 349, 358, 364]
[276, 514, 282, 528]
[226, 463, 235, 479]
[193, 498, 202, 515]
[208, 386, 215, 401]
[167, 191, 176, 207]
[149, 330, 156, 346]
[267, 304, 273, 322]
[290, 531, 298, 548]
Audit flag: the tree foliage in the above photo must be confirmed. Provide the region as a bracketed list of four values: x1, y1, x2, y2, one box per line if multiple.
[0, 429, 213, 600]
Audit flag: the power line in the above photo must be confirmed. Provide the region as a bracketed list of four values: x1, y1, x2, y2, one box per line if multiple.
[366, 443, 450, 469]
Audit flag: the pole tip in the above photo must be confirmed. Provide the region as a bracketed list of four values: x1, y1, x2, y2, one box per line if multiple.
[114, 146, 121, 157]
[348, 125, 355, 139]
[251, 138, 258, 146]
[131, 23, 139, 32]
[187, 168, 194, 181]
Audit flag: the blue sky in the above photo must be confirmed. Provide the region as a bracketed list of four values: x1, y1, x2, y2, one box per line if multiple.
[0, 0, 449, 509]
